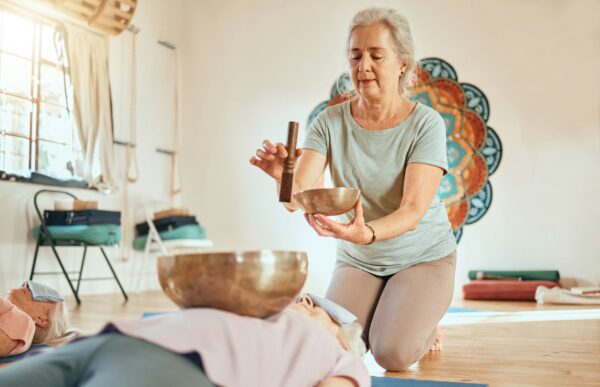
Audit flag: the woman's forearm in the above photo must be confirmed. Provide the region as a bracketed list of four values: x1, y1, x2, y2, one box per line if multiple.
[367, 204, 423, 242]
[365, 162, 443, 243]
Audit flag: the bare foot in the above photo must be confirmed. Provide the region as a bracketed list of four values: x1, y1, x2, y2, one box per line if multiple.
[429, 325, 443, 351]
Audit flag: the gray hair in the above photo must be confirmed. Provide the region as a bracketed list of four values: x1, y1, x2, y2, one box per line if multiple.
[347, 7, 417, 95]
[32, 301, 78, 344]
[337, 321, 367, 358]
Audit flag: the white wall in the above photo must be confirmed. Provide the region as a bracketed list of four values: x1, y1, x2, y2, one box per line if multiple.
[1, 0, 598, 299]
[179, 0, 600, 296]
[0, 0, 184, 295]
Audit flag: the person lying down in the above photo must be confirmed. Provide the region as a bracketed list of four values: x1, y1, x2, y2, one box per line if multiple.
[0, 294, 370, 387]
[0, 281, 72, 357]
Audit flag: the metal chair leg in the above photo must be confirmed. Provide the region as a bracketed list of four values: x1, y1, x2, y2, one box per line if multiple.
[75, 247, 88, 295]
[29, 238, 41, 281]
[100, 247, 128, 302]
[31, 189, 79, 304]
[48, 241, 81, 305]
[135, 232, 153, 293]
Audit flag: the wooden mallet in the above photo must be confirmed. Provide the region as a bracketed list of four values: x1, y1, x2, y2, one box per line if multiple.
[279, 121, 299, 203]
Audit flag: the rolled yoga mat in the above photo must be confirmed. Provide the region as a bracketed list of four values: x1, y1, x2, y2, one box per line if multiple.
[468, 270, 560, 282]
[463, 280, 560, 301]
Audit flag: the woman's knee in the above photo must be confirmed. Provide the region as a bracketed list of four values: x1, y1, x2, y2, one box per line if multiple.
[371, 341, 421, 371]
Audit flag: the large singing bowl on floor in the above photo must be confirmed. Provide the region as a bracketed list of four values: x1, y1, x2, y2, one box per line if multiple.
[157, 250, 308, 318]
[293, 187, 361, 216]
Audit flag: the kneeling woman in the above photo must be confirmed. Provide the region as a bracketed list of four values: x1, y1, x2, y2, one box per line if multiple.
[0, 294, 370, 387]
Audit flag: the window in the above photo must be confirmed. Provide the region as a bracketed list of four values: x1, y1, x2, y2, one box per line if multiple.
[0, 8, 83, 182]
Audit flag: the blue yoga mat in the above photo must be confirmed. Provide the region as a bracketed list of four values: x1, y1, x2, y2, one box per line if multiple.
[0, 344, 50, 363]
[447, 307, 479, 313]
[142, 311, 169, 318]
[372, 376, 487, 386]
[141, 307, 480, 319]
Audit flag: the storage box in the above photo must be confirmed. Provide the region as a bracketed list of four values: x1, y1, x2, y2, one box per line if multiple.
[44, 210, 121, 226]
[135, 216, 198, 236]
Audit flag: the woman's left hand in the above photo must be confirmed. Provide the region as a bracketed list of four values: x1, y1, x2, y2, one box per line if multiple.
[304, 199, 371, 245]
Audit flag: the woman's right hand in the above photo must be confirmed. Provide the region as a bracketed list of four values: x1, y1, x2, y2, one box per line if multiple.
[249, 139, 303, 182]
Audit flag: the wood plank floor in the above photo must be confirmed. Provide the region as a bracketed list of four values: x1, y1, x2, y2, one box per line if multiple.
[20, 292, 600, 386]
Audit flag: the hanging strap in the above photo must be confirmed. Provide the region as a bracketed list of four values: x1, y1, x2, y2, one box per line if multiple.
[119, 25, 140, 262]
[126, 26, 139, 183]
[170, 45, 183, 204]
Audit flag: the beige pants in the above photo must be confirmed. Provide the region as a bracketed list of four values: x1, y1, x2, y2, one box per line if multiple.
[326, 251, 457, 371]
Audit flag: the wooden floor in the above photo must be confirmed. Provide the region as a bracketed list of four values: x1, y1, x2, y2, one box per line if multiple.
[31, 292, 600, 386]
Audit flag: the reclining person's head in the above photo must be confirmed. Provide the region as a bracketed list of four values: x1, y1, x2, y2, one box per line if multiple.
[289, 294, 366, 358]
[6, 281, 70, 344]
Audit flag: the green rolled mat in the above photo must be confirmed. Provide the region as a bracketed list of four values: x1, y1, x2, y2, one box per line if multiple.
[468, 270, 560, 282]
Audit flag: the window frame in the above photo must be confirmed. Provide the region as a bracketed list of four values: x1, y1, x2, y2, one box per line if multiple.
[0, 5, 91, 189]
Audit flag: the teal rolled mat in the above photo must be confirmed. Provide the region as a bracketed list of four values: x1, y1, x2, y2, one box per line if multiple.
[133, 224, 207, 251]
[468, 270, 560, 282]
[32, 224, 121, 246]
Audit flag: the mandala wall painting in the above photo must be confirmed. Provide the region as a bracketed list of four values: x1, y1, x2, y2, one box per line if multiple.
[307, 57, 502, 243]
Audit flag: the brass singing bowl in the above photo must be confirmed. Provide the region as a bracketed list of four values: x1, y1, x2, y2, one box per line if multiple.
[293, 187, 361, 215]
[157, 250, 308, 318]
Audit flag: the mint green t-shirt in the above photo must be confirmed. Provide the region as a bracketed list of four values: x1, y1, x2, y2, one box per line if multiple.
[303, 100, 457, 276]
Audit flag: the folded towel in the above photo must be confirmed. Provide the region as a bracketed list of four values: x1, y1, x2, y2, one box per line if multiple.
[307, 294, 357, 326]
[535, 286, 600, 305]
[23, 281, 64, 302]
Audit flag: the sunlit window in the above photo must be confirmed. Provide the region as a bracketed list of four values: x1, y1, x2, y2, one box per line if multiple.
[0, 8, 82, 181]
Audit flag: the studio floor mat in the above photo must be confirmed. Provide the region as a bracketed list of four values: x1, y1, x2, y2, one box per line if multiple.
[372, 376, 487, 386]
[0, 344, 50, 364]
[142, 307, 480, 319]
[447, 307, 479, 313]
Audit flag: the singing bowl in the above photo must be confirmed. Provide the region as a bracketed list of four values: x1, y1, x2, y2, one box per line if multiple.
[157, 250, 308, 318]
[293, 187, 361, 216]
